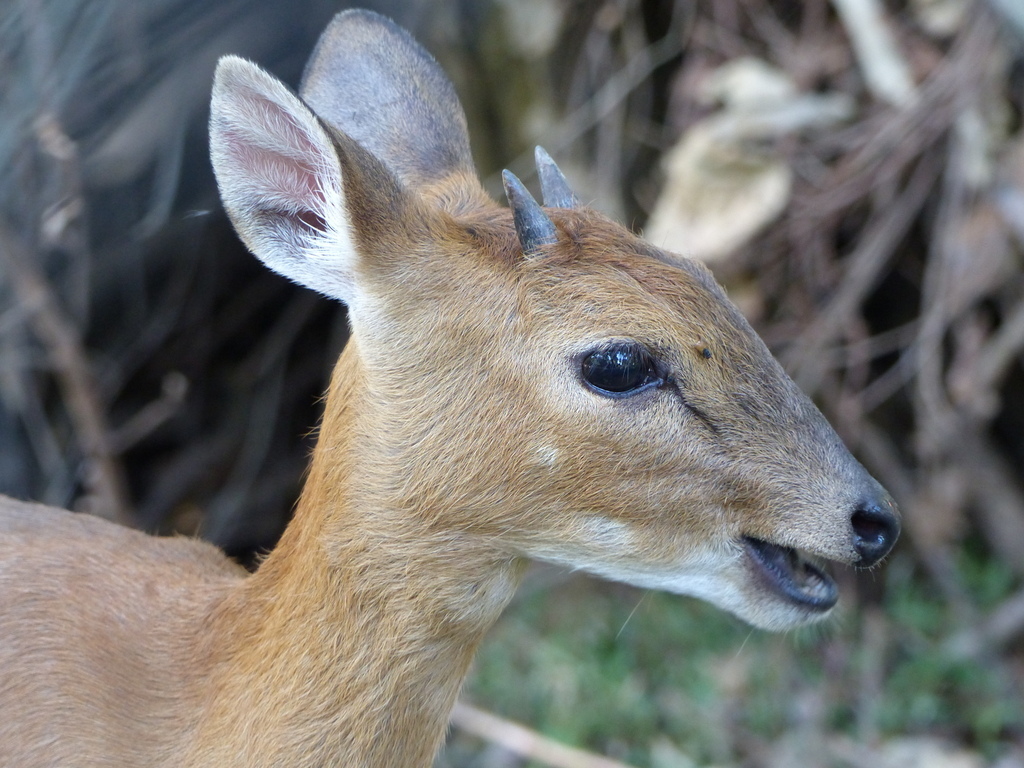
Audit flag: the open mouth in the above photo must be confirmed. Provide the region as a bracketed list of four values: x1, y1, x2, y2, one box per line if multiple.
[742, 537, 838, 612]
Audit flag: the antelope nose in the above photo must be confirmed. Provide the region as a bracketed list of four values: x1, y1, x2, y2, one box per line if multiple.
[850, 499, 900, 568]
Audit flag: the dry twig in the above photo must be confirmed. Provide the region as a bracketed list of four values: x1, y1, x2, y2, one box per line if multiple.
[450, 702, 639, 768]
[0, 223, 132, 525]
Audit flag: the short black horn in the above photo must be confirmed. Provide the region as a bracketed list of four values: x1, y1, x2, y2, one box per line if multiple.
[502, 170, 558, 257]
[535, 146, 578, 208]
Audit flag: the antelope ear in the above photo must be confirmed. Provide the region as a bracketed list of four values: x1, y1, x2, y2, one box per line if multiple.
[209, 55, 358, 304]
[299, 9, 474, 189]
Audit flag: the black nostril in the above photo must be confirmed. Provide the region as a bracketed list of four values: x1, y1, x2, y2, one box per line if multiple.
[851, 502, 900, 568]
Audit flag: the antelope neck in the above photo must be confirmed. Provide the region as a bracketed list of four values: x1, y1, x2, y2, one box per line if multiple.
[199, 351, 525, 767]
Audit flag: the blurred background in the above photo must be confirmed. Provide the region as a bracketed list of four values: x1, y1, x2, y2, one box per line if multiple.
[2, 0, 1024, 766]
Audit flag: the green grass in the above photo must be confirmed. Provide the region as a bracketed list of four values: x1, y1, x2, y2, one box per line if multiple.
[445, 549, 1024, 767]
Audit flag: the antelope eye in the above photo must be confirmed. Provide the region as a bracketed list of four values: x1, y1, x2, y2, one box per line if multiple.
[581, 344, 663, 397]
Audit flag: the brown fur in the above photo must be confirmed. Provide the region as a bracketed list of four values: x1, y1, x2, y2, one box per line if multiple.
[0, 10, 898, 767]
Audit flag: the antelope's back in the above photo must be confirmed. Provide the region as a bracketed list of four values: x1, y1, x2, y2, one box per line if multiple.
[0, 495, 244, 764]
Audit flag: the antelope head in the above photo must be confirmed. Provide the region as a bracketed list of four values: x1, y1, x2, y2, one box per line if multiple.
[209, 10, 899, 632]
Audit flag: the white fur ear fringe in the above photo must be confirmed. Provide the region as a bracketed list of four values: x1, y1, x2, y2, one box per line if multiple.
[209, 55, 359, 305]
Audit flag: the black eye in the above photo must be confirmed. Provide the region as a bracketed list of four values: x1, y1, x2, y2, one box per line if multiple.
[581, 344, 663, 397]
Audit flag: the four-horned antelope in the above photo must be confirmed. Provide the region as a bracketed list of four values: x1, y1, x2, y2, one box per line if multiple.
[0, 9, 899, 767]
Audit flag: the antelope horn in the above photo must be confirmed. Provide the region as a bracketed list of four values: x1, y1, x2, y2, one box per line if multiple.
[535, 146, 578, 208]
[502, 170, 558, 257]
